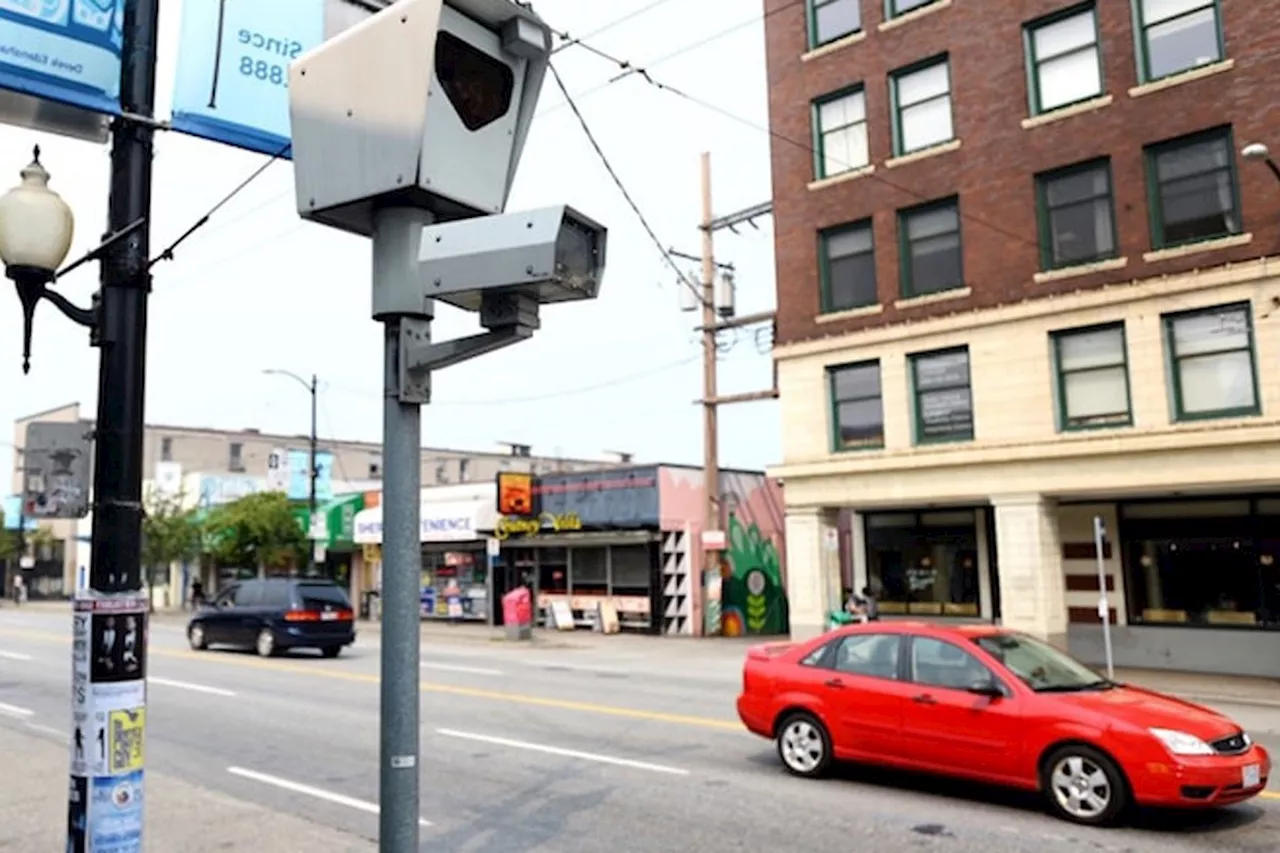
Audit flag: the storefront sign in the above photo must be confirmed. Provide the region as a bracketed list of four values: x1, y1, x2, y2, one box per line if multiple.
[421, 516, 473, 537]
[536, 468, 660, 528]
[496, 471, 535, 516]
[493, 511, 583, 540]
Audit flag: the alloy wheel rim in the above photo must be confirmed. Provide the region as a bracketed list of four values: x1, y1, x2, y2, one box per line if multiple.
[1050, 755, 1112, 818]
[257, 631, 273, 655]
[190, 625, 203, 647]
[781, 720, 823, 773]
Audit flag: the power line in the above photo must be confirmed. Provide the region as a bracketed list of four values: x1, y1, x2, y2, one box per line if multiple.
[550, 0, 680, 55]
[547, 61, 709, 307]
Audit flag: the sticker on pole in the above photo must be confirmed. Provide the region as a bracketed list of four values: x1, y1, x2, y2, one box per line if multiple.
[89, 769, 144, 852]
[107, 709, 145, 774]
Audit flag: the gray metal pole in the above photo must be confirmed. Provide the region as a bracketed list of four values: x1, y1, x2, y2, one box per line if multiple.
[373, 207, 428, 851]
[1093, 515, 1115, 680]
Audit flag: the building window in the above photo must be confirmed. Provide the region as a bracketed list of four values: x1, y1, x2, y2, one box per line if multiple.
[887, 0, 941, 18]
[368, 452, 382, 478]
[1163, 302, 1259, 421]
[819, 220, 876, 312]
[1036, 159, 1117, 270]
[813, 87, 869, 179]
[459, 458, 470, 482]
[828, 361, 884, 451]
[1025, 4, 1102, 114]
[228, 443, 244, 472]
[899, 198, 963, 297]
[1051, 323, 1132, 430]
[1146, 128, 1240, 249]
[866, 510, 980, 617]
[434, 463, 449, 484]
[890, 56, 953, 156]
[160, 437, 173, 462]
[910, 347, 973, 443]
[1121, 498, 1278, 630]
[808, 0, 860, 47]
[1134, 0, 1223, 82]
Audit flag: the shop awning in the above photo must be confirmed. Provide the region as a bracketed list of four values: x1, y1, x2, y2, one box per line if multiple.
[309, 493, 365, 549]
[353, 498, 496, 545]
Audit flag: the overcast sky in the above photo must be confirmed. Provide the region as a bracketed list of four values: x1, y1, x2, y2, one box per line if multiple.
[0, 0, 779, 486]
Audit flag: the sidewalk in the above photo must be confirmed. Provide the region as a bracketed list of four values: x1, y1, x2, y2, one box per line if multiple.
[0, 724, 374, 851]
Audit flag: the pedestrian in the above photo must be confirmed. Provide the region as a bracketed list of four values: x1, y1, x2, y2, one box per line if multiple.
[846, 585, 879, 623]
[13, 573, 24, 607]
[190, 576, 205, 610]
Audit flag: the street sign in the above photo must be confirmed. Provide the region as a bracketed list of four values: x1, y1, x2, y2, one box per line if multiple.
[23, 421, 93, 519]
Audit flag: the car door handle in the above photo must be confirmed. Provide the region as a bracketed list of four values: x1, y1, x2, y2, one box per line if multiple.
[824, 678, 846, 689]
[912, 693, 938, 705]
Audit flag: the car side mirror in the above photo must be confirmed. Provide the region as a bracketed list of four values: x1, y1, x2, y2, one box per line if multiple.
[967, 678, 1004, 699]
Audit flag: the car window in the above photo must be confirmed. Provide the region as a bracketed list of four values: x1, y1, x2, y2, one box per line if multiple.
[973, 633, 1107, 692]
[260, 582, 293, 609]
[233, 581, 262, 607]
[213, 585, 238, 607]
[297, 583, 352, 610]
[799, 641, 832, 667]
[832, 634, 901, 680]
[909, 637, 993, 691]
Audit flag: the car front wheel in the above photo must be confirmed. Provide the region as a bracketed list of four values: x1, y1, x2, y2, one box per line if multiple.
[188, 624, 207, 651]
[1042, 745, 1128, 826]
[775, 711, 833, 779]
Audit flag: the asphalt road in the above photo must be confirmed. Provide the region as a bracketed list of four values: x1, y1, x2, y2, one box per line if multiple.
[0, 608, 1277, 853]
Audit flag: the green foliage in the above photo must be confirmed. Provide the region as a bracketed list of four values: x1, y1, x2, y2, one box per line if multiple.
[140, 487, 202, 570]
[203, 491, 306, 571]
[0, 509, 17, 561]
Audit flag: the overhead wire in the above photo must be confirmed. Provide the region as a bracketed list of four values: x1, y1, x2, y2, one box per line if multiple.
[550, 0, 680, 55]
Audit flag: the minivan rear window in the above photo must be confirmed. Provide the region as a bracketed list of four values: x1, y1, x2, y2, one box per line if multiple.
[297, 583, 352, 610]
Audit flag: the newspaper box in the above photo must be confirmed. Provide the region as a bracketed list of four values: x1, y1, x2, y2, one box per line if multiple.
[502, 587, 533, 641]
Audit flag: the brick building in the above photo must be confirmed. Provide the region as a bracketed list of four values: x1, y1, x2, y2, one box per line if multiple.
[765, 0, 1280, 676]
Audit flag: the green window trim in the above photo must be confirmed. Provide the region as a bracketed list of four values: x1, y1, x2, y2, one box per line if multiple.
[1162, 301, 1261, 422]
[1143, 125, 1241, 251]
[828, 360, 886, 452]
[909, 346, 974, 445]
[1023, 2, 1104, 116]
[889, 54, 952, 157]
[1034, 158, 1119, 271]
[819, 219, 877, 313]
[885, 0, 942, 19]
[807, 0, 862, 49]
[1132, 0, 1224, 84]
[811, 84, 869, 180]
[1050, 322, 1134, 432]
[897, 196, 964, 298]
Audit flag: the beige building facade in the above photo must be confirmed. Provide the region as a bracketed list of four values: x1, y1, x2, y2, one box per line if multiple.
[773, 259, 1280, 677]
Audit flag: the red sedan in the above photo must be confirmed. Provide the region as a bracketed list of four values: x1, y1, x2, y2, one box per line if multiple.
[736, 622, 1271, 826]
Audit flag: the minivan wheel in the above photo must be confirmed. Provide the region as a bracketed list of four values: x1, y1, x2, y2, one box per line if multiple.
[776, 711, 833, 779]
[188, 624, 207, 651]
[1042, 745, 1128, 826]
[320, 645, 342, 659]
[256, 629, 277, 658]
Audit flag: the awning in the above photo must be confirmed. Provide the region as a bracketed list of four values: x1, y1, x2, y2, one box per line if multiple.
[309, 493, 365, 549]
[353, 499, 496, 544]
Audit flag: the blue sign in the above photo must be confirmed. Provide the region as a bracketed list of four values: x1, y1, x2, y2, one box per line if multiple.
[170, 0, 325, 156]
[420, 586, 435, 616]
[88, 770, 143, 852]
[2, 495, 37, 530]
[286, 448, 334, 503]
[0, 0, 123, 117]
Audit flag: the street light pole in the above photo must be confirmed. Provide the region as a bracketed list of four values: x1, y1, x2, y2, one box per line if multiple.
[264, 369, 321, 575]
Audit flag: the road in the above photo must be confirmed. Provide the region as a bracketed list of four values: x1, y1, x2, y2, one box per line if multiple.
[0, 607, 1277, 852]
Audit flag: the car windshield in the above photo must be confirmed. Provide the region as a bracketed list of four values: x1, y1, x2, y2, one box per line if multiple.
[973, 633, 1112, 693]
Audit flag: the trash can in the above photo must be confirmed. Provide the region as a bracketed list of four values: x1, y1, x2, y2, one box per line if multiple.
[502, 587, 533, 642]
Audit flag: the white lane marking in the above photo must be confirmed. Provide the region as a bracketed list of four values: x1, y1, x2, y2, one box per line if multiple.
[149, 676, 237, 697]
[25, 722, 68, 741]
[0, 701, 34, 718]
[0, 651, 33, 662]
[227, 767, 431, 826]
[435, 728, 690, 776]
[420, 662, 503, 676]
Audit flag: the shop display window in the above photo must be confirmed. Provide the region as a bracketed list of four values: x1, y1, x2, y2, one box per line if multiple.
[865, 510, 981, 617]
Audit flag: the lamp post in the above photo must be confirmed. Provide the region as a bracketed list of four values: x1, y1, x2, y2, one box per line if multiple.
[1242, 142, 1280, 184]
[264, 369, 320, 575]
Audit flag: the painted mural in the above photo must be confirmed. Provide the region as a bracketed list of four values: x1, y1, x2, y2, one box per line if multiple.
[720, 512, 788, 636]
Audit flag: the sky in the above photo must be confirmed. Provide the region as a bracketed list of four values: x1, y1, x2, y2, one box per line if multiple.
[0, 0, 780, 485]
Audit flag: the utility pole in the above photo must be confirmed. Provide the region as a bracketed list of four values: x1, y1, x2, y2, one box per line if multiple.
[699, 152, 720, 638]
[71, 0, 161, 849]
[308, 372, 319, 575]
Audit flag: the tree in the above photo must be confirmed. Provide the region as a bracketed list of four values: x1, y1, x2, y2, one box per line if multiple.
[0, 508, 17, 562]
[203, 491, 307, 577]
[141, 487, 202, 612]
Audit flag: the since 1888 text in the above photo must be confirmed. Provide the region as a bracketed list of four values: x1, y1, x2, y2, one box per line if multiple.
[234, 27, 303, 89]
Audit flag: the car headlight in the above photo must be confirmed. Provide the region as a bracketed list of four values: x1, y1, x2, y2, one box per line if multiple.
[1150, 728, 1215, 756]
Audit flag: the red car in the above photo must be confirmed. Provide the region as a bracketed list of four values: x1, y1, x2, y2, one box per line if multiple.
[737, 622, 1271, 826]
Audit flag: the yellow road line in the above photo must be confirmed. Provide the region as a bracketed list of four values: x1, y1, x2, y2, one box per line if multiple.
[0, 627, 741, 731]
[1261, 790, 1280, 800]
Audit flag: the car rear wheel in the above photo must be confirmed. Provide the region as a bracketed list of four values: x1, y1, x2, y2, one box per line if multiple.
[188, 624, 207, 651]
[320, 645, 342, 659]
[1042, 745, 1128, 826]
[255, 629, 277, 658]
[775, 712, 832, 779]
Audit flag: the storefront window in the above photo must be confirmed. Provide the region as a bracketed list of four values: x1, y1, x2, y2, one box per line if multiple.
[538, 547, 568, 594]
[609, 545, 651, 593]
[571, 547, 607, 595]
[1122, 499, 1278, 629]
[865, 510, 980, 617]
[420, 547, 487, 620]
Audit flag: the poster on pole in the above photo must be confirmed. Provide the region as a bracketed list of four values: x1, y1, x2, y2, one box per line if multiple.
[69, 593, 148, 853]
[0, 0, 123, 120]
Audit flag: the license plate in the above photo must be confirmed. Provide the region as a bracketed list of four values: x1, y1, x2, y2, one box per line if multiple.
[1242, 764, 1261, 788]
[321, 611, 338, 621]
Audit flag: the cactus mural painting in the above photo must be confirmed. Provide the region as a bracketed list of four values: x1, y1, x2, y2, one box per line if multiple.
[720, 513, 788, 636]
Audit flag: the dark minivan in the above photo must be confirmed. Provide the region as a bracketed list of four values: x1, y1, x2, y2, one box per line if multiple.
[188, 578, 356, 658]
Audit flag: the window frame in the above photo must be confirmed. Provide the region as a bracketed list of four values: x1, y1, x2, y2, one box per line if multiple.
[828, 359, 885, 452]
[1023, 2, 1104, 116]
[1162, 301, 1261, 422]
[806, 0, 862, 49]
[1144, 126, 1241, 251]
[889, 54, 953, 157]
[898, 196, 964, 298]
[885, 0, 942, 19]
[1050, 322, 1134, 432]
[819, 219, 877, 313]
[811, 84, 870, 180]
[909, 346, 974, 445]
[1132, 0, 1225, 84]
[1035, 158, 1119, 271]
